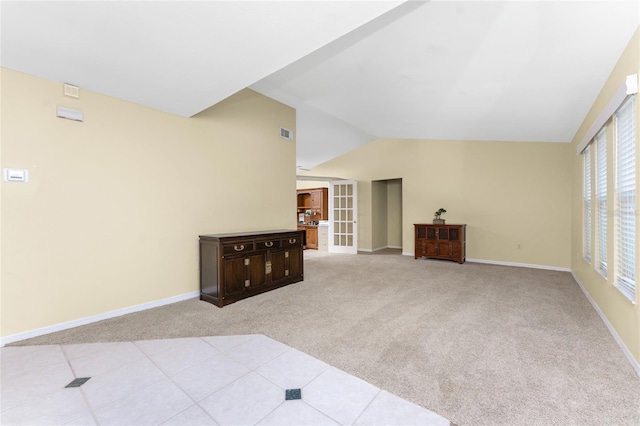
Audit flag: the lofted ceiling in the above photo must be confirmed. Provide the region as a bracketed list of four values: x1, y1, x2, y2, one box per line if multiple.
[2, 1, 639, 169]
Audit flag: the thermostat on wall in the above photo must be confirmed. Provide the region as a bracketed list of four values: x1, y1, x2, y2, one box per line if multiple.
[3, 168, 29, 182]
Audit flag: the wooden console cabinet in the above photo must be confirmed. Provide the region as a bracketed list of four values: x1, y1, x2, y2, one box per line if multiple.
[414, 224, 466, 264]
[199, 230, 304, 307]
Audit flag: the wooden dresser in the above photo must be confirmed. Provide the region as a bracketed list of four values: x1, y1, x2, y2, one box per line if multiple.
[414, 224, 466, 264]
[199, 230, 304, 307]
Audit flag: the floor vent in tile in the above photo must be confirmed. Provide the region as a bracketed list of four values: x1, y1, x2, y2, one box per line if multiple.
[285, 388, 302, 400]
[65, 377, 91, 388]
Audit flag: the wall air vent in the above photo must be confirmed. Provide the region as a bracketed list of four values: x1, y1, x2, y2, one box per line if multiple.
[63, 83, 79, 99]
[280, 127, 293, 140]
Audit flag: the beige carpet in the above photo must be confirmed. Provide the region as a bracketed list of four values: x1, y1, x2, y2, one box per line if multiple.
[12, 250, 640, 425]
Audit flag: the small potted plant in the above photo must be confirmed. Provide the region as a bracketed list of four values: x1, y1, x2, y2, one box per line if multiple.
[433, 208, 447, 224]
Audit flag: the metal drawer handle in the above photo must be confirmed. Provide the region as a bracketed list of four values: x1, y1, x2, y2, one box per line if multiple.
[289, 238, 297, 244]
[265, 241, 273, 247]
[234, 245, 245, 251]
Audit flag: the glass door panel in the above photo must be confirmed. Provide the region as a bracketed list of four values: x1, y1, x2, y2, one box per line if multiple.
[329, 180, 357, 254]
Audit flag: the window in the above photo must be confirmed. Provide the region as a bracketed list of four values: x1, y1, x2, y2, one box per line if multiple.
[583, 145, 592, 262]
[595, 129, 607, 276]
[614, 96, 636, 302]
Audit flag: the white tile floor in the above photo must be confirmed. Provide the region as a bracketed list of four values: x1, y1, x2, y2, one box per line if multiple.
[1, 334, 450, 425]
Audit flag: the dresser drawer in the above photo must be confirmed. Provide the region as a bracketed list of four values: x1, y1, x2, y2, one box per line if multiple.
[222, 241, 254, 255]
[255, 239, 281, 251]
[282, 235, 302, 248]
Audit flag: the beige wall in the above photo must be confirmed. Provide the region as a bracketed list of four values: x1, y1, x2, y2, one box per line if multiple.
[371, 180, 388, 250]
[387, 178, 402, 248]
[296, 180, 329, 190]
[307, 139, 572, 267]
[1, 68, 296, 338]
[570, 28, 640, 364]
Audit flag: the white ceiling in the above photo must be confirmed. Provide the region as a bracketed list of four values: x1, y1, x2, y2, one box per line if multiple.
[2, 1, 639, 169]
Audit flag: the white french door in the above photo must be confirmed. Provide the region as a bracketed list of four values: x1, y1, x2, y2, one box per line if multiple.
[329, 180, 358, 254]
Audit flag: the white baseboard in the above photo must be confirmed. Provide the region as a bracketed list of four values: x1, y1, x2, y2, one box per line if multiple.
[466, 258, 571, 272]
[360, 246, 403, 253]
[571, 272, 640, 377]
[1, 291, 200, 347]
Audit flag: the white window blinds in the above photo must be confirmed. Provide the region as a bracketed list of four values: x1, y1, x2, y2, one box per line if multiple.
[614, 96, 636, 302]
[595, 129, 607, 275]
[583, 145, 592, 262]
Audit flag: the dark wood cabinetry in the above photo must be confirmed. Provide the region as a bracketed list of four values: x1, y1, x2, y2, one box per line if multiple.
[414, 224, 466, 264]
[199, 230, 304, 307]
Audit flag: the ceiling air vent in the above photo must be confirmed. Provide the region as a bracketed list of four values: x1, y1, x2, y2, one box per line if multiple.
[280, 127, 293, 140]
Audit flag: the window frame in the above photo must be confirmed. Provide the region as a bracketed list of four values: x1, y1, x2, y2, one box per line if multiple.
[594, 128, 607, 277]
[613, 95, 636, 302]
[583, 144, 592, 263]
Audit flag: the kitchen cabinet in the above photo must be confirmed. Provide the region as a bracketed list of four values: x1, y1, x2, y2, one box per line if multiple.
[310, 190, 326, 217]
[297, 188, 328, 223]
[414, 224, 466, 264]
[298, 225, 318, 249]
[199, 230, 304, 307]
[296, 188, 328, 250]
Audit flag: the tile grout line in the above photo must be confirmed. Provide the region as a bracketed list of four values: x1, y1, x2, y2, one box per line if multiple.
[191, 337, 282, 424]
[350, 388, 382, 426]
[76, 342, 175, 421]
[136, 340, 213, 425]
[61, 344, 101, 426]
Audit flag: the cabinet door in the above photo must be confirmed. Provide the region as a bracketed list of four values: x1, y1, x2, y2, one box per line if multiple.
[425, 241, 439, 257]
[426, 227, 437, 240]
[306, 228, 318, 249]
[270, 247, 303, 284]
[438, 242, 453, 258]
[311, 191, 321, 210]
[415, 240, 427, 258]
[449, 227, 461, 242]
[450, 241, 462, 261]
[223, 256, 246, 297]
[270, 249, 287, 283]
[288, 246, 303, 278]
[426, 241, 453, 258]
[248, 253, 267, 289]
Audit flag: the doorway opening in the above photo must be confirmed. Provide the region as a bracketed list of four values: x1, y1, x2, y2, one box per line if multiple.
[371, 178, 403, 254]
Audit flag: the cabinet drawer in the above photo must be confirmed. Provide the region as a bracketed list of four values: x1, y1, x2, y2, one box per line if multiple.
[222, 241, 254, 255]
[282, 236, 302, 248]
[255, 239, 281, 251]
